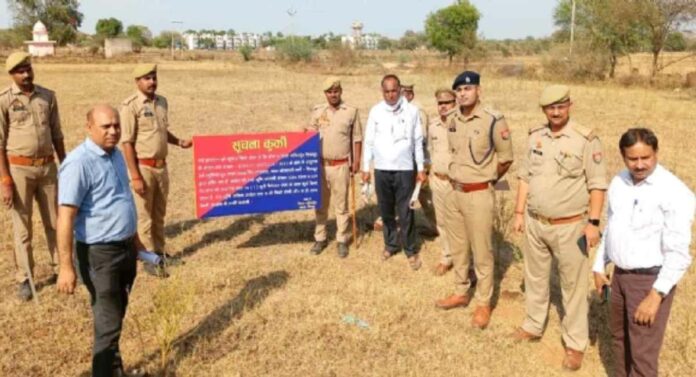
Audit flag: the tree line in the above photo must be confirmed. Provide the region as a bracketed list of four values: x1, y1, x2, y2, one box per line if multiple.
[1, 0, 694, 81]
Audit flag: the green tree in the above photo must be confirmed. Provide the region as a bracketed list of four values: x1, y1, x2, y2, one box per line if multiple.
[377, 37, 394, 50]
[398, 30, 427, 51]
[634, 0, 696, 77]
[7, 0, 83, 45]
[152, 31, 181, 49]
[95, 17, 123, 38]
[664, 31, 687, 51]
[126, 25, 152, 47]
[424, 0, 480, 63]
[554, 0, 646, 78]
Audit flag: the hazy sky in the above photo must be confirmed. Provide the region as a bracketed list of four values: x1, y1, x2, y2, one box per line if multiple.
[0, 0, 558, 40]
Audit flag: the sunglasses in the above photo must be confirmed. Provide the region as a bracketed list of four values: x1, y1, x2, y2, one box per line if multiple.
[437, 100, 455, 105]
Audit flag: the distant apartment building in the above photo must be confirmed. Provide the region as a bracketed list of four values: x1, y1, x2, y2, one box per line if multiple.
[182, 31, 266, 50]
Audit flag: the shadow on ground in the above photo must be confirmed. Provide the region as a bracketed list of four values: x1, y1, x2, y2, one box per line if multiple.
[589, 295, 614, 376]
[119, 270, 290, 377]
[491, 231, 518, 309]
[179, 215, 265, 256]
[164, 218, 208, 239]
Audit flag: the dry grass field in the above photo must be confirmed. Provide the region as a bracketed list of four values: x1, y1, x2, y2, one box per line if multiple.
[0, 56, 695, 377]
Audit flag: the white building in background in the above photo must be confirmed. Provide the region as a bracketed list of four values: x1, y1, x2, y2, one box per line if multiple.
[182, 31, 266, 50]
[24, 21, 56, 57]
[341, 21, 379, 50]
[233, 33, 264, 49]
[183, 33, 198, 50]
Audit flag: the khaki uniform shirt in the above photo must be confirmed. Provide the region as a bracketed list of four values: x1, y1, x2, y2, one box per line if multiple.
[427, 113, 453, 176]
[447, 103, 513, 183]
[120, 91, 170, 160]
[411, 101, 431, 165]
[306, 102, 362, 160]
[518, 120, 608, 219]
[0, 83, 63, 157]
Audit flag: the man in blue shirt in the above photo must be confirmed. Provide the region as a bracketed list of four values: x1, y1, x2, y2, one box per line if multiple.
[56, 104, 146, 377]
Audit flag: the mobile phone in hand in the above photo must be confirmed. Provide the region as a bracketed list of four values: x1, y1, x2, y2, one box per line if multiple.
[601, 284, 611, 303]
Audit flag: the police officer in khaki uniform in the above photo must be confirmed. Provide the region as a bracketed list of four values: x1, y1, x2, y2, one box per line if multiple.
[120, 64, 191, 268]
[428, 88, 457, 275]
[0, 52, 65, 301]
[304, 77, 362, 258]
[401, 83, 437, 234]
[435, 71, 513, 330]
[511, 85, 607, 371]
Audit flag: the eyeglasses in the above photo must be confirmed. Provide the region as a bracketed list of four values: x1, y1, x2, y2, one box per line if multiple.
[437, 100, 455, 105]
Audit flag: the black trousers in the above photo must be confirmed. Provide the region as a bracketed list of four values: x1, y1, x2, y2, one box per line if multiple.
[77, 238, 137, 377]
[374, 169, 417, 256]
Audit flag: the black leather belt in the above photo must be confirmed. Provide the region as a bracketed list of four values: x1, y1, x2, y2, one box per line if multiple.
[77, 236, 135, 248]
[615, 266, 661, 275]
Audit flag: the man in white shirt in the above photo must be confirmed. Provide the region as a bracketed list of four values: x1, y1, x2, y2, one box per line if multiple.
[362, 74, 426, 270]
[593, 128, 694, 377]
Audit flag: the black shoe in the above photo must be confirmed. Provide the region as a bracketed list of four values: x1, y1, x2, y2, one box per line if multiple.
[310, 241, 328, 255]
[337, 243, 349, 258]
[17, 280, 32, 301]
[144, 262, 169, 278]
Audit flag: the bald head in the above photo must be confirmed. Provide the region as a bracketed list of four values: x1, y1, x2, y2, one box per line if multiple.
[86, 104, 121, 152]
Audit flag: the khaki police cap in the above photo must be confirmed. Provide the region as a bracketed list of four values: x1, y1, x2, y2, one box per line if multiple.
[132, 63, 157, 79]
[401, 83, 414, 91]
[539, 85, 570, 107]
[322, 76, 341, 91]
[5, 52, 31, 73]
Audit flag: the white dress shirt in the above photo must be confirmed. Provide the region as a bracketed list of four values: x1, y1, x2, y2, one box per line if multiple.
[362, 97, 424, 172]
[593, 164, 694, 294]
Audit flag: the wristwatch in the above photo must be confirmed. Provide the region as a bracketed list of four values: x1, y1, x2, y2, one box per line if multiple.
[588, 219, 600, 227]
[655, 288, 666, 299]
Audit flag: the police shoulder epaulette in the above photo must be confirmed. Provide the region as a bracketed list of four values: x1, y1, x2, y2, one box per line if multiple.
[157, 94, 168, 107]
[483, 107, 504, 120]
[0, 86, 10, 97]
[528, 125, 546, 135]
[312, 103, 326, 111]
[122, 94, 138, 106]
[573, 124, 597, 141]
[33, 84, 51, 95]
[445, 109, 458, 122]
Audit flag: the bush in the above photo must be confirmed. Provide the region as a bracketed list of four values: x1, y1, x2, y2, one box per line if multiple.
[328, 44, 357, 67]
[239, 45, 254, 61]
[665, 32, 687, 52]
[541, 43, 609, 82]
[276, 36, 314, 62]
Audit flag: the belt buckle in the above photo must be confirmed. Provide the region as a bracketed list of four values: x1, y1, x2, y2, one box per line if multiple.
[31, 159, 43, 167]
[155, 160, 165, 168]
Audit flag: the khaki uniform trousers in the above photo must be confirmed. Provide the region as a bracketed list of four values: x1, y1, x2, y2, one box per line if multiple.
[135, 165, 169, 252]
[315, 163, 350, 243]
[9, 163, 58, 282]
[429, 175, 452, 265]
[522, 215, 589, 351]
[445, 187, 495, 305]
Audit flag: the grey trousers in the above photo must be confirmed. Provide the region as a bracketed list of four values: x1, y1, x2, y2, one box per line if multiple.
[77, 238, 137, 377]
